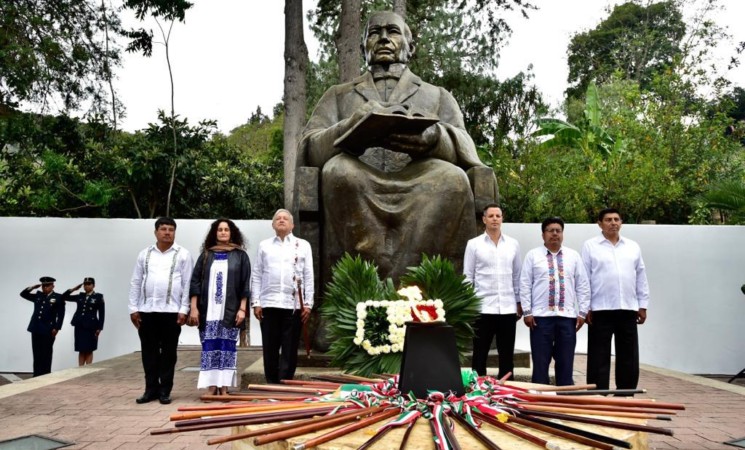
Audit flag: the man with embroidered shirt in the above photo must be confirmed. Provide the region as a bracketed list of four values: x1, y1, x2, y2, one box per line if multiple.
[251, 209, 314, 384]
[582, 208, 650, 391]
[520, 217, 590, 386]
[20, 276, 65, 377]
[129, 217, 193, 404]
[463, 203, 522, 379]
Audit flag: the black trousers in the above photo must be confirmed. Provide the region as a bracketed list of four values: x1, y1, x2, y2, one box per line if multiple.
[472, 313, 517, 379]
[260, 308, 302, 384]
[138, 312, 181, 396]
[586, 309, 639, 390]
[31, 332, 55, 377]
[530, 316, 576, 386]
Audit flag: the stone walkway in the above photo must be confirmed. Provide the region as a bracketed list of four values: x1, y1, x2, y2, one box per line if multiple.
[0, 348, 743, 449]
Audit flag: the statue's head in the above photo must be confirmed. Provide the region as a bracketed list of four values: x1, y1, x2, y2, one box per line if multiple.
[362, 11, 415, 66]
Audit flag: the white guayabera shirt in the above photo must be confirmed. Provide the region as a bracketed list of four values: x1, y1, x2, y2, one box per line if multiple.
[250, 233, 314, 310]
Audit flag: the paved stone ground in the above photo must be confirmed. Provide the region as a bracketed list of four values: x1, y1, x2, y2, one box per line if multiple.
[0, 349, 744, 449]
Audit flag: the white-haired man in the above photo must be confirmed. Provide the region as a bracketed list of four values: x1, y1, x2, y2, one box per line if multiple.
[251, 209, 314, 383]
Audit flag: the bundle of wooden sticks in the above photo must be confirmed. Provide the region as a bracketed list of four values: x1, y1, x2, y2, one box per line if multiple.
[151, 373, 684, 449]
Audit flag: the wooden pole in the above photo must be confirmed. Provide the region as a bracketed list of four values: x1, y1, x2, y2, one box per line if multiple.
[450, 411, 504, 450]
[206, 406, 370, 446]
[151, 406, 340, 435]
[515, 392, 685, 410]
[398, 418, 416, 450]
[247, 383, 335, 394]
[253, 406, 385, 446]
[524, 401, 678, 416]
[476, 411, 618, 450]
[291, 408, 401, 450]
[519, 409, 675, 436]
[173, 405, 340, 428]
[516, 403, 672, 420]
[170, 401, 341, 421]
[510, 413, 632, 449]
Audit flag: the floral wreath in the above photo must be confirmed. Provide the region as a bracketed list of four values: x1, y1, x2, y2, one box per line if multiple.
[321, 254, 481, 376]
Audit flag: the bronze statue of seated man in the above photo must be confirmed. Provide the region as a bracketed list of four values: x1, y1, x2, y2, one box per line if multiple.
[299, 11, 495, 282]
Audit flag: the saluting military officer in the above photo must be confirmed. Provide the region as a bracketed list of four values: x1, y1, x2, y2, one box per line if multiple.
[20, 276, 66, 377]
[62, 277, 105, 366]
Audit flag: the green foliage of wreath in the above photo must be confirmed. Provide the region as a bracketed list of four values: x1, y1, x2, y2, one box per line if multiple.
[321, 253, 481, 377]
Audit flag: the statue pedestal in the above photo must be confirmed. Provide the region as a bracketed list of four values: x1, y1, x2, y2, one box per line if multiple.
[399, 322, 464, 398]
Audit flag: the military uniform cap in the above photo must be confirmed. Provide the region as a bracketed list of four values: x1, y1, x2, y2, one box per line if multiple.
[39, 276, 56, 284]
[84, 277, 95, 284]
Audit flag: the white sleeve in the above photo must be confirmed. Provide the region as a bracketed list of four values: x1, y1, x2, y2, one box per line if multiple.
[128, 250, 145, 314]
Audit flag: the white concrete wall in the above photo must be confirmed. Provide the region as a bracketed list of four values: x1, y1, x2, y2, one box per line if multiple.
[1, 218, 743, 375]
[506, 223, 745, 376]
[0, 217, 273, 374]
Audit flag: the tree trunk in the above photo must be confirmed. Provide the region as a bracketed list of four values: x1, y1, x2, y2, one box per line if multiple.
[393, 0, 406, 19]
[283, 0, 309, 211]
[336, 0, 362, 83]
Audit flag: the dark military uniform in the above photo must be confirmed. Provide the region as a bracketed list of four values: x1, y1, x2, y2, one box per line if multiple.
[20, 287, 66, 377]
[61, 290, 105, 352]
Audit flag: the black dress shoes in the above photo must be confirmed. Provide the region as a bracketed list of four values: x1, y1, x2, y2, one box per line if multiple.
[159, 395, 172, 405]
[135, 393, 157, 404]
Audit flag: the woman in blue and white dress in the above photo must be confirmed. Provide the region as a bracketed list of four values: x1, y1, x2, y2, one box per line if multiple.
[189, 218, 251, 395]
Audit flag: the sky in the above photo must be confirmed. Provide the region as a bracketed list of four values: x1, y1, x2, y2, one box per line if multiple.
[115, 0, 745, 133]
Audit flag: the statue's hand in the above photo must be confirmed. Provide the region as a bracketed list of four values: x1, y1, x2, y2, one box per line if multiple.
[341, 100, 389, 156]
[385, 124, 440, 157]
[348, 100, 387, 127]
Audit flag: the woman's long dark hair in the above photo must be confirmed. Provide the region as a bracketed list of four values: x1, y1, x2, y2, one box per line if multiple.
[201, 218, 246, 251]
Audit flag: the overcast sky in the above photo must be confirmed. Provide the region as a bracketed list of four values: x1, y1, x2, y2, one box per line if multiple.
[115, 0, 745, 133]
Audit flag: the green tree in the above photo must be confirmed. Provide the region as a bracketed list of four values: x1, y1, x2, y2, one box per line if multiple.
[702, 181, 745, 224]
[227, 106, 285, 160]
[1, 109, 284, 219]
[0, 0, 123, 115]
[566, 1, 686, 100]
[491, 80, 685, 223]
[0, 113, 119, 216]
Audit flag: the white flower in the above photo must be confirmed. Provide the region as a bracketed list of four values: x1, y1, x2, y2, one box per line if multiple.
[358, 310, 367, 320]
[381, 345, 391, 354]
[426, 299, 434, 306]
[436, 308, 446, 320]
[397, 285, 423, 302]
[353, 337, 362, 345]
[356, 319, 364, 328]
[356, 302, 366, 312]
[434, 299, 443, 308]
